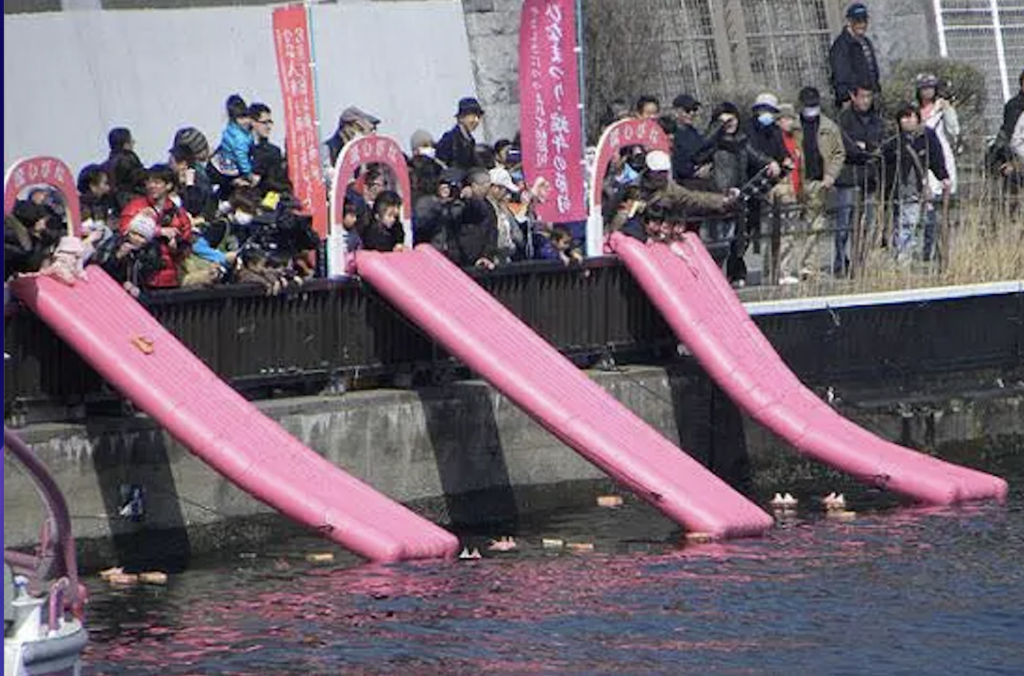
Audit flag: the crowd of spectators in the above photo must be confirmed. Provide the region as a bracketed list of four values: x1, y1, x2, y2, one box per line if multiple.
[600, 2, 1022, 285]
[5, 2, 1023, 295]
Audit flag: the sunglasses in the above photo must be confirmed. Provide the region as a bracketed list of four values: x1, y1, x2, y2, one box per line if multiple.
[257, 118, 274, 125]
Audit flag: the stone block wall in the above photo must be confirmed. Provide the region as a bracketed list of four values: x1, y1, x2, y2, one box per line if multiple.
[461, 0, 525, 143]
[456, 0, 941, 145]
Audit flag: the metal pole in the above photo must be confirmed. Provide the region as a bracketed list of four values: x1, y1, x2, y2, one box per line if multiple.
[931, 0, 948, 58]
[990, 0, 1011, 102]
[306, 1, 324, 143]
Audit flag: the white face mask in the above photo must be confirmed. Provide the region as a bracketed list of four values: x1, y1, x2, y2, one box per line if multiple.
[234, 210, 253, 226]
[417, 146, 437, 159]
[802, 106, 821, 119]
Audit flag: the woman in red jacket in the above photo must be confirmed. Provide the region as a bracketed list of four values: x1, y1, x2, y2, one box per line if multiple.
[118, 164, 192, 288]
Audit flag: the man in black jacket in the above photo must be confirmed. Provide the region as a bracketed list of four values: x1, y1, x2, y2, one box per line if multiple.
[834, 85, 884, 276]
[999, 69, 1024, 143]
[437, 98, 485, 171]
[452, 168, 499, 268]
[670, 94, 716, 186]
[249, 103, 293, 197]
[829, 3, 881, 109]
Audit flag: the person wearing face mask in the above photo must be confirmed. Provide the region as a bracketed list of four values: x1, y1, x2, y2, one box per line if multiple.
[437, 98, 486, 171]
[736, 93, 788, 286]
[785, 87, 846, 279]
[409, 129, 444, 204]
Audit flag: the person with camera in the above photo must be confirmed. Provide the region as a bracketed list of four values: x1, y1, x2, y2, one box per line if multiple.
[413, 167, 464, 262]
[118, 164, 192, 289]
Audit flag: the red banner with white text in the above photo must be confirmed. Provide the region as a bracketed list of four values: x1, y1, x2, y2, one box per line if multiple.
[272, 4, 328, 238]
[519, 0, 587, 223]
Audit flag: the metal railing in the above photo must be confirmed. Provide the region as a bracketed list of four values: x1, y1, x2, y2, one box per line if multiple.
[5, 254, 1023, 422]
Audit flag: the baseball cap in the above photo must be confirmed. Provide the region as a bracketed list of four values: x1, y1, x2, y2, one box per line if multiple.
[846, 3, 869, 20]
[488, 167, 519, 193]
[752, 92, 780, 112]
[672, 94, 701, 112]
[645, 150, 671, 172]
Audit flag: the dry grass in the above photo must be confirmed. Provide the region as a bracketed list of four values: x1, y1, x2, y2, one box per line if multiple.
[746, 190, 1023, 302]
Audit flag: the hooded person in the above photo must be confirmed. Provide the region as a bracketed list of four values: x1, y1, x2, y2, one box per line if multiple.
[436, 97, 485, 171]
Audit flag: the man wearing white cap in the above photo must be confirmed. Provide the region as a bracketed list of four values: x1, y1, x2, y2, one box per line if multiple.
[488, 166, 525, 262]
[638, 149, 738, 218]
[732, 93, 789, 285]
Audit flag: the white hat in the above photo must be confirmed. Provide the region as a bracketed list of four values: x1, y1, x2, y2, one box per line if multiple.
[488, 167, 520, 193]
[127, 211, 158, 240]
[753, 93, 780, 112]
[645, 150, 671, 172]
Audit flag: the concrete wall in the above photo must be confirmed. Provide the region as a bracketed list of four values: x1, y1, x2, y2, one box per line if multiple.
[2, 2, 476, 175]
[6, 364, 1022, 569]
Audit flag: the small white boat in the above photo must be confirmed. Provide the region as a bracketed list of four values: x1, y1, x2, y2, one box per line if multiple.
[4, 428, 87, 676]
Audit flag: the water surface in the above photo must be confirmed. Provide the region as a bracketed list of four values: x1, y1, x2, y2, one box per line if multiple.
[84, 450, 1024, 675]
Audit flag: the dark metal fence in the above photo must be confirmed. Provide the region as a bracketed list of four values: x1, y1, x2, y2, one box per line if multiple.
[5, 258, 1023, 420]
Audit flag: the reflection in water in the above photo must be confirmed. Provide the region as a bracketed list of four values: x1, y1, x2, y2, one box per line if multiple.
[85, 458, 1024, 675]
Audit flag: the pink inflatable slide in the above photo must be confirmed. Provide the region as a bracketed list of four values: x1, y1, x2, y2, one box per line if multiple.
[9, 270, 459, 562]
[356, 245, 774, 539]
[611, 232, 1008, 505]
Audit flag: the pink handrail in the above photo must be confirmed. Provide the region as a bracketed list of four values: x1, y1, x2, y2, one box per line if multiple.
[4, 427, 82, 616]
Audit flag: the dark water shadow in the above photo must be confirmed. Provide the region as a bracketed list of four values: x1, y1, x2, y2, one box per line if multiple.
[418, 381, 519, 533]
[85, 417, 192, 573]
[667, 364, 753, 494]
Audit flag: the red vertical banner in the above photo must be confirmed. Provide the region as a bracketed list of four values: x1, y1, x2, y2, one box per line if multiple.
[272, 4, 328, 238]
[519, 0, 587, 223]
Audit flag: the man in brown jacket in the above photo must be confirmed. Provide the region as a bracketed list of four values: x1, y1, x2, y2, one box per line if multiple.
[784, 87, 846, 279]
[639, 150, 739, 218]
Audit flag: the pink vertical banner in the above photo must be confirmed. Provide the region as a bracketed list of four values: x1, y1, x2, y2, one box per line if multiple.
[272, 4, 329, 239]
[519, 0, 587, 223]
